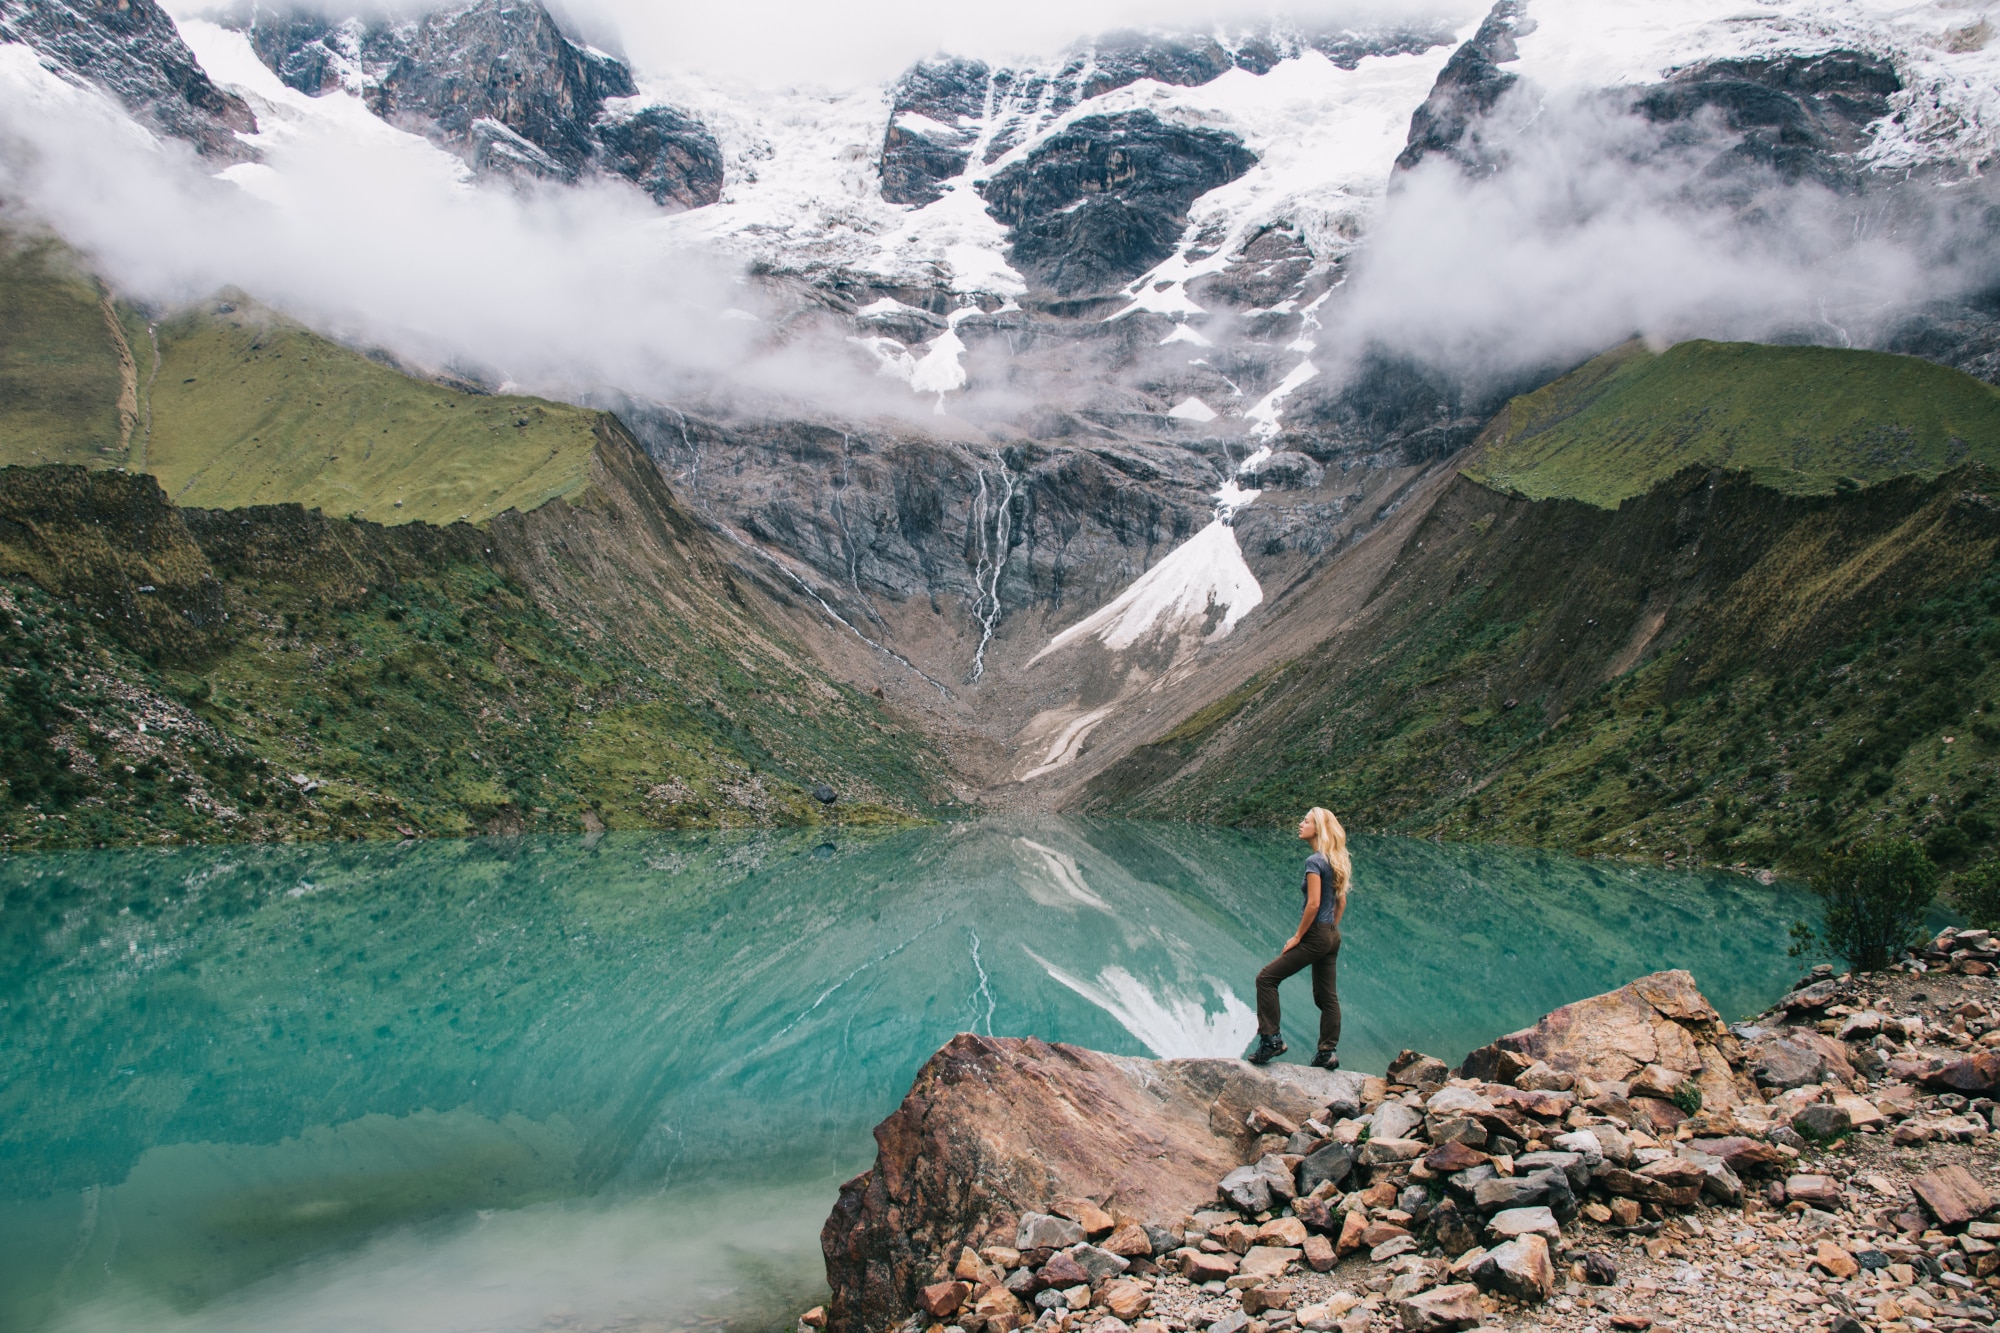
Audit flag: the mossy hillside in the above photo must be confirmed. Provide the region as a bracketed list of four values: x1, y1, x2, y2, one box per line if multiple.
[1467, 339, 2000, 508]
[1086, 465, 2000, 872]
[0, 468, 958, 849]
[0, 239, 138, 468]
[145, 305, 602, 525]
[0, 237, 607, 526]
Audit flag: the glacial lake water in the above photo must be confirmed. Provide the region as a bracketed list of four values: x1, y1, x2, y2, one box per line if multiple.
[0, 817, 1816, 1333]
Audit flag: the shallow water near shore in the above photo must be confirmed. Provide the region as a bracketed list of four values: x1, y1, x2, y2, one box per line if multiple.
[0, 818, 1814, 1333]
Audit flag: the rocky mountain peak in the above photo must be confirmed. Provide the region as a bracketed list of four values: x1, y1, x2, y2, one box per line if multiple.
[233, 0, 723, 208]
[0, 0, 256, 160]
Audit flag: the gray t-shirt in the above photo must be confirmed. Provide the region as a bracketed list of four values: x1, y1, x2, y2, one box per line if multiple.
[1302, 852, 1339, 924]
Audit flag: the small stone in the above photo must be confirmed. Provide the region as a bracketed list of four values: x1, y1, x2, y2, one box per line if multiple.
[1296, 1142, 1354, 1194]
[1208, 1314, 1250, 1333]
[1579, 1250, 1617, 1285]
[1791, 1103, 1852, 1141]
[1041, 1253, 1093, 1288]
[974, 1286, 1025, 1319]
[1254, 1218, 1307, 1249]
[1238, 1246, 1300, 1280]
[983, 1246, 1023, 1270]
[1424, 1141, 1490, 1174]
[1019, 1213, 1087, 1250]
[1812, 1241, 1859, 1278]
[1301, 1234, 1335, 1272]
[1291, 1196, 1333, 1235]
[1356, 1137, 1425, 1166]
[1368, 1102, 1425, 1142]
[1471, 1234, 1557, 1303]
[1054, 1199, 1115, 1238]
[1103, 1280, 1151, 1320]
[1248, 1106, 1301, 1137]
[1068, 1244, 1130, 1282]
[1582, 1201, 1612, 1224]
[921, 1281, 972, 1318]
[1394, 1282, 1483, 1332]
[1608, 1197, 1641, 1227]
[800, 1307, 826, 1328]
[1628, 1064, 1686, 1100]
[1387, 1050, 1451, 1090]
[1103, 1222, 1153, 1258]
[1783, 1172, 1843, 1207]
[1486, 1206, 1561, 1243]
[1336, 1208, 1367, 1255]
[1239, 1286, 1292, 1316]
[1607, 1317, 1653, 1331]
[1219, 1166, 1273, 1215]
[1914, 1164, 1997, 1227]
[1360, 1221, 1410, 1248]
[1184, 1252, 1239, 1283]
[1515, 1061, 1575, 1092]
[1370, 1235, 1418, 1262]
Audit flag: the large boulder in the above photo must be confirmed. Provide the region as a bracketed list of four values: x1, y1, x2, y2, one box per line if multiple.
[821, 1035, 1355, 1333]
[1457, 970, 1753, 1112]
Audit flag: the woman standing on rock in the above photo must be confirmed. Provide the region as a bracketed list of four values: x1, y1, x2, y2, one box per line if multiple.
[1246, 807, 1349, 1069]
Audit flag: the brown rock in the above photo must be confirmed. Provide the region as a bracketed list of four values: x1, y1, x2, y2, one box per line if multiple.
[1458, 969, 1751, 1114]
[1608, 1197, 1641, 1227]
[1247, 1105, 1301, 1137]
[1628, 1064, 1686, 1099]
[1240, 1285, 1293, 1315]
[1914, 1165, 1996, 1228]
[1471, 1234, 1557, 1302]
[1608, 1318, 1653, 1332]
[1050, 1252, 1099, 1286]
[1361, 1221, 1412, 1248]
[956, 1247, 995, 1283]
[1485, 1085, 1577, 1120]
[1254, 1217, 1308, 1248]
[1292, 1196, 1333, 1234]
[1103, 1280, 1151, 1320]
[1301, 1234, 1335, 1272]
[1184, 1250, 1239, 1282]
[1102, 1222, 1152, 1258]
[919, 1282, 971, 1318]
[1785, 1174, 1842, 1208]
[1688, 1135, 1788, 1176]
[1926, 1052, 2000, 1095]
[1239, 1246, 1300, 1279]
[1395, 1282, 1484, 1332]
[1336, 1208, 1368, 1255]
[801, 1307, 827, 1328]
[1425, 1141, 1490, 1174]
[1054, 1198, 1115, 1237]
[820, 1035, 1355, 1333]
[1214, 1221, 1258, 1254]
[1598, 1165, 1700, 1208]
[1387, 1050, 1451, 1089]
[973, 1286, 1023, 1319]
[1812, 1241, 1859, 1279]
[1630, 1096, 1688, 1135]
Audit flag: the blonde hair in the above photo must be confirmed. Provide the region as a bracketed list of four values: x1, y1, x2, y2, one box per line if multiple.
[1304, 807, 1351, 895]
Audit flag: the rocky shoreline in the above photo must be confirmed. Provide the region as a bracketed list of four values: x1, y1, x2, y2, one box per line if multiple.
[814, 936, 2000, 1333]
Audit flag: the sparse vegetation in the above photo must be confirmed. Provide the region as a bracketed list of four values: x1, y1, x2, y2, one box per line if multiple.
[1791, 838, 1939, 974]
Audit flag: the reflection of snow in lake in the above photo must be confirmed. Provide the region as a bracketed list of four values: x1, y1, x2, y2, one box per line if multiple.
[1013, 838, 1112, 913]
[1025, 948, 1256, 1059]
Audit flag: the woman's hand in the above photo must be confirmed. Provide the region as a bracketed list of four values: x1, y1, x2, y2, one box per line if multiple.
[1284, 935, 1302, 953]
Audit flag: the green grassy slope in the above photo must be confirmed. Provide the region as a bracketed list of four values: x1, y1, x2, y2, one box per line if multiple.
[0, 238, 604, 526]
[1086, 341, 2000, 873]
[0, 239, 135, 467]
[0, 466, 957, 847]
[147, 306, 600, 524]
[1467, 339, 2000, 507]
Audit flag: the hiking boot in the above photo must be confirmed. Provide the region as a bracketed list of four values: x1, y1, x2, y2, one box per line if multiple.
[1310, 1048, 1340, 1070]
[1246, 1034, 1287, 1065]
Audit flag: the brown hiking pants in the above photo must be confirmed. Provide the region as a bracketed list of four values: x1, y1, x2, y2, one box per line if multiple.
[1255, 921, 1341, 1052]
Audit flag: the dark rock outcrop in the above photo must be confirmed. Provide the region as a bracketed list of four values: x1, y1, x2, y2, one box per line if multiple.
[819, 1033, 1357, 1333]
[881, 24, 1455, 209]
[1395, 0, 1524, 173]
[0, 0, 256, 160]
[237, 0, 722, 207]
[979, 111, 1257, 295]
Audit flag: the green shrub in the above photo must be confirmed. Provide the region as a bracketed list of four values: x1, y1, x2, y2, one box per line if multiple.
[1793, 838, 1939, 972]
[1670, 1080, 1704, 1116]
[1953, 858, 2000, 933]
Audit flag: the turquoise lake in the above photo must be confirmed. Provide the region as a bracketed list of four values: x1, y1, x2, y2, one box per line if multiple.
[0, 818, 1816, 1333]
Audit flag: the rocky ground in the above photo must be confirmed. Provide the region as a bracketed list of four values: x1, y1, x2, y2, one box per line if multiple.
[815, 935, 2000, 1333]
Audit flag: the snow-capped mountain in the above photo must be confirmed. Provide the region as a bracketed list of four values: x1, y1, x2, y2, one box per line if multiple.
[2, 0, 1996, 797]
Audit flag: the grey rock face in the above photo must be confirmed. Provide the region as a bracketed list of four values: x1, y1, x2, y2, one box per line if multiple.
[1395, 0, 1524, 174]
[979, 111, 1258, 295]
[0, 0, 256, 159]
[237, 0, 722, 208]
[1017, 1211, 1086, 1249]
[880, 24, 1455, 209]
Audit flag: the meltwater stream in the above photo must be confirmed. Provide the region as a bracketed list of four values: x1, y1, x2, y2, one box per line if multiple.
[0, 818, 1813, 1333]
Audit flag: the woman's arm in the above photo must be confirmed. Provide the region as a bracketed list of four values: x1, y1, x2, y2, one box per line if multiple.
[1333, 883, 1347, 928]
[1287, 874, 1321, 952]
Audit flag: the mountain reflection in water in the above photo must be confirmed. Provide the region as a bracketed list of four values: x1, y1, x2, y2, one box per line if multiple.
[0, 817, 1811, 1333]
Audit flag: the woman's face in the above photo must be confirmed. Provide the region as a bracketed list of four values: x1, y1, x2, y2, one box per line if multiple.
[1298, 816, 1313, 841]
